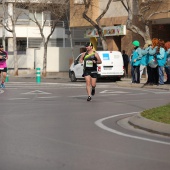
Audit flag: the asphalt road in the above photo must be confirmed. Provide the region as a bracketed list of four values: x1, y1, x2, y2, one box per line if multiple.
[0, 80, 170, 170]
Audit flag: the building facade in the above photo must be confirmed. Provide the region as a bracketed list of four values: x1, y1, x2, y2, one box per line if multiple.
[70, 0, 170, 56]
[0, 1, 69, 53]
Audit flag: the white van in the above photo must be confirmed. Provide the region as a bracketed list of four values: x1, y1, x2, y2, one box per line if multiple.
[69, 51, 124, 82]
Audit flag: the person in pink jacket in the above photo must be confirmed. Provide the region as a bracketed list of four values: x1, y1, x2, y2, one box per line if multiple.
[0, 45, 8, 88]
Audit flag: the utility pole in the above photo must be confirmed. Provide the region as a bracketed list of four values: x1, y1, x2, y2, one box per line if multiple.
[2, 0, 6, 50]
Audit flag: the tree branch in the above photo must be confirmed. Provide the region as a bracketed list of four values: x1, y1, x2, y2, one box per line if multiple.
[82, 0, 100, 30]
[147, 9, 170, 20]
[96, 0, 112, 24]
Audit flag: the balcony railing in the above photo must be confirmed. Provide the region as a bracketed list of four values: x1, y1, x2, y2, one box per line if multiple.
[16, 19, 64, 27]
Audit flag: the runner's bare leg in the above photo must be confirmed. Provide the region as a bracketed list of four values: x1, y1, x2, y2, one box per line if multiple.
[85, 75, 91, 96]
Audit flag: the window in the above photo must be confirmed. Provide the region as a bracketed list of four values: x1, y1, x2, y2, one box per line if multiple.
[17, 39, 27, 52]
[74, 0, 84, 4]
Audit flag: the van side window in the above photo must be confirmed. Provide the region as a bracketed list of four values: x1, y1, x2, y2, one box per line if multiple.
[74, 54, 82, 65]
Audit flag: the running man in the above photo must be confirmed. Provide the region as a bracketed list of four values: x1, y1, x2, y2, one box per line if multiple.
[0, 45, 8, 88]
[79, 42, 102, 101]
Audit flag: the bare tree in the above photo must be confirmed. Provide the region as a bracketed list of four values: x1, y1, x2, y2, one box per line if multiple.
[121, 0, 170, 42]
[72, 0, 122, 50]
[0, 0, 26, 76]
[81, 0, 113, 50]
[83, 0, 112, 50]
[21, 0, 69, 77]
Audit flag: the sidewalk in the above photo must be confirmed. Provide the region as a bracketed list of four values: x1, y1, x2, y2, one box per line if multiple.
[128, 113, 170, 137]
[13, 71, 69, 79]
[7, 72, 70, 83]
[117, 77, 170, 137]
[116, 77, 170, 90]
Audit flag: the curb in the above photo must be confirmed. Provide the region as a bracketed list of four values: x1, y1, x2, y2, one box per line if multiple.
[128, 113, 170, 137]
[116, 81, 170, 90]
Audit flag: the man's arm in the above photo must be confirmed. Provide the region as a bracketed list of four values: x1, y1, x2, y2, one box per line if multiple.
[79, 53, 85, 63]
[94, 52, 102, 64]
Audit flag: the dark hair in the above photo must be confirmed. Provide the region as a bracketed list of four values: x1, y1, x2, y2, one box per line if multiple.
[157, 39, 165, 53]
[152, 38, 159, 48]
[165, 41, 170, 51]
[85, 42, 93, 47]
[0, 45, 4, 48]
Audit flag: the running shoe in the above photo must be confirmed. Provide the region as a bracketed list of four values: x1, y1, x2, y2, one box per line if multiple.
[87, 96, 92, 101]
[1, 83, 5, 88]
[91, 87, 95, 96]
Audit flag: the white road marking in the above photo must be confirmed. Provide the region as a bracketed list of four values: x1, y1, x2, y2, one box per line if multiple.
[9, 98, 30, 100]
[5, 82, 85, 89]
[37, 96, 60, 99]
[127, 93, 146, 95]
[95, 112, 170, 146]
[100, 94, 119, 96]
[22, 90, 51, 95]
[7, 82, 84, 87]
[100, 90, 129, 94]
[0, 90, 4, 94]
[154, 91, 170, 94]
[69, 95, 87, 98]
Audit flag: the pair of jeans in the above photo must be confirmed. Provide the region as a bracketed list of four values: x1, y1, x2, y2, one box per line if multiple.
[140, 65, 145, 79]
[131, 66, 140, 83]
[124, 64, 129, 77]
[165, 66, 170, 82]
[158, 66, 164, 84]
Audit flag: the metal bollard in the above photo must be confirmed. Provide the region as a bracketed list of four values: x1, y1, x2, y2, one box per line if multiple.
[5, 68, 9, 82]
[36, 68, 41, 83]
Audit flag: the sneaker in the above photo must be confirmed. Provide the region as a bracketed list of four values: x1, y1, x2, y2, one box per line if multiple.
[87, 96, 92, 101]
[1, 83, 5, 88]
[91, 87, 95, 96]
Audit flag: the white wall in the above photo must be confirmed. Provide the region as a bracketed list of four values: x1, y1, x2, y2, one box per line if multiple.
[26, 48, 35, 69]
[0, 26, 67, 39]
[7, 47, 80, 74]
[99, 0, 128, 18]
[7, 53, 28, 68]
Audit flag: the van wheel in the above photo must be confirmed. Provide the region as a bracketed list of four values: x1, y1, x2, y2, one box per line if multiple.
[70, 72, 77, 82]
[116, 77, 121, 81]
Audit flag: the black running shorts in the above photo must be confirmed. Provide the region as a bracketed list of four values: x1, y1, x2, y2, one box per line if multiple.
[83, 70, 98, 78]
[0, 67, 7, 73]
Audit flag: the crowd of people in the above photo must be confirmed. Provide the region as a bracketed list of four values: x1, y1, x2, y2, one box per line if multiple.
[130, 38, 170, 85]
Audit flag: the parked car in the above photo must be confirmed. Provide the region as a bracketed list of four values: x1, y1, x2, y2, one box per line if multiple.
[69, 51, 124, 82]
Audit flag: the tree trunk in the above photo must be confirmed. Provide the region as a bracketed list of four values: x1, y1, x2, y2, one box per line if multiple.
[13, 31, 18, 76]
[101, 36, 108, 51]
[42, 44, 48, 77]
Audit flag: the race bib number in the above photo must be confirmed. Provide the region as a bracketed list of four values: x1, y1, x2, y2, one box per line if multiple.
[86, 60, 93, 67]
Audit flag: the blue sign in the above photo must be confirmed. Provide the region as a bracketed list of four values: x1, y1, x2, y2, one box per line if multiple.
[103, 53, 110, 60]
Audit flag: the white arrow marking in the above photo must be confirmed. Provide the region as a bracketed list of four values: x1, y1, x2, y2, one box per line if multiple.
[100, 90, 129, 94]
[22, 90, 51, 95]
[0, 90, 4, 94]
[37, 96, 60, 99]
[9, 98, 30, 100]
